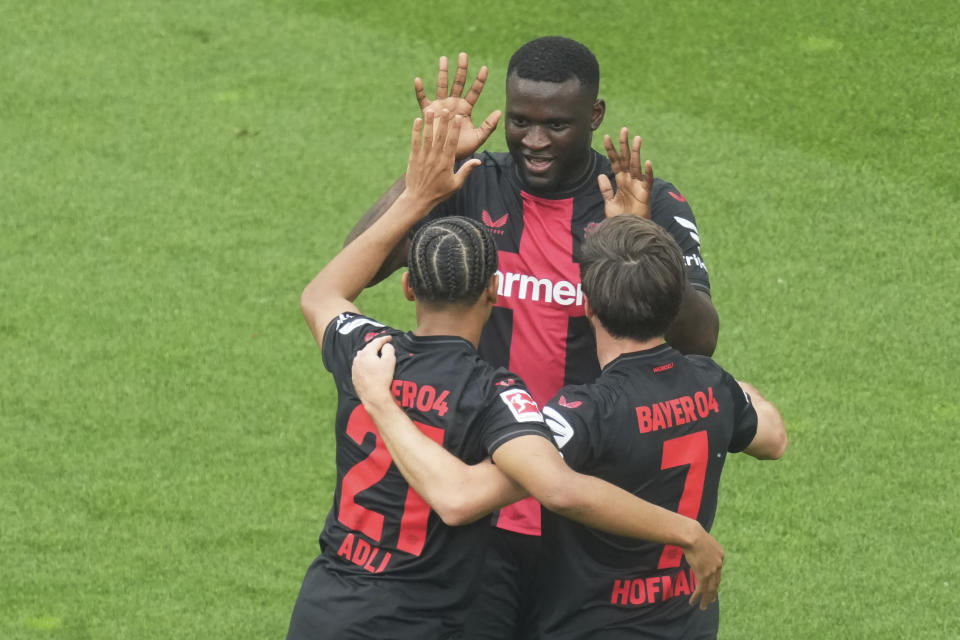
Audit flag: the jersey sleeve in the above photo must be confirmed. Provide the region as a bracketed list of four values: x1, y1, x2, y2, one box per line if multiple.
[650, 180, 711, 294]
[320, 312, 387, 379]
[723, 371, 759, 453]
[541, 386, 601, 471]
[476, 371, 554, 457]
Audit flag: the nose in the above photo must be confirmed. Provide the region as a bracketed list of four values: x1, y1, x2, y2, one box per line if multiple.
[522, 126, 549, 151]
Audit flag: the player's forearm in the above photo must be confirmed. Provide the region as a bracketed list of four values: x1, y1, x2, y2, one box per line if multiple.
[665, 284, 718, 356]
[547, 472, 704, 547]
[505, 440, 705, 546]
[362, 393, 525, 525]
[345, 175, 406, 247]
[739, 381, 787, 460]
[343, 176, 409, 286]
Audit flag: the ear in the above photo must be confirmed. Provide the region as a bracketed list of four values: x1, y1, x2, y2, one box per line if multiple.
[401, 272, 416, 302]
[590, 99, 606, 131]
[485, 273, 499, 304]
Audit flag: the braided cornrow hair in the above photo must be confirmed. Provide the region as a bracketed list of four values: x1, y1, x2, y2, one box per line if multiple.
[408, 216, 498, 304]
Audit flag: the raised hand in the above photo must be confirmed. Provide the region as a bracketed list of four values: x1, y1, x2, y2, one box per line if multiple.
[404, 110, 482, 208]
[414, 52, 502, 159]
[352, 335, 397, 405]
[598, 127, 654, 219]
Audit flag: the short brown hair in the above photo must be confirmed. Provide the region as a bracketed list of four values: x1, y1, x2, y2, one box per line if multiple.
[579, 216, 685, 340]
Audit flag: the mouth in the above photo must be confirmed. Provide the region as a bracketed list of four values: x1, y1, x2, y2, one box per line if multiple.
[523, 155, 554, 175]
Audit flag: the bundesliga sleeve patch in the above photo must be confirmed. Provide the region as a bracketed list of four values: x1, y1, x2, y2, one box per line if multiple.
[499, 389, 543, 423]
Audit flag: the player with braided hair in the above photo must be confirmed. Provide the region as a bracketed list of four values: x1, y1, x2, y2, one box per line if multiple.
[289, 110, 724, 639]
[408, 216, 497, 303]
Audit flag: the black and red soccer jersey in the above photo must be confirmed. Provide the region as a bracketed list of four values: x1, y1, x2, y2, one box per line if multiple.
[430, 149, 711, 536]
[287, 312, 552, 640]
[537, 344, 757, 639]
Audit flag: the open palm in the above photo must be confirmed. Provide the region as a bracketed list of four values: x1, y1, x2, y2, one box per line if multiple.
[598, 127, 653, 219]
[414, 52, 502, 160]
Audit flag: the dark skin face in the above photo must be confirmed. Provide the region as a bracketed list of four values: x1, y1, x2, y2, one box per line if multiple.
[504, 73, 605, 192]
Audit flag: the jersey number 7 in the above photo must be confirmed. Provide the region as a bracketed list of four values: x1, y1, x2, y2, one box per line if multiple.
[657, 430, 708, 570]
[338, 406, 444, 557]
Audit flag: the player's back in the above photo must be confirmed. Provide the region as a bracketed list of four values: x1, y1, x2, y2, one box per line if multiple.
[289, 312, 543, 640]
[538, 343, 758, 639]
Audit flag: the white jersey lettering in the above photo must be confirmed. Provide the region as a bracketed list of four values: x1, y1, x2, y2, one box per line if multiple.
[495, 270, 584, 307]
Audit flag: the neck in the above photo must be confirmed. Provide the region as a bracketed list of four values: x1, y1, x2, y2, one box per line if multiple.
[594, 327, 665, 369]
[413, 303, 488, 349]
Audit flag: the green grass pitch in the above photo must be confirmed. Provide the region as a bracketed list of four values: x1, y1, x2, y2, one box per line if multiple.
[2, 1, 958, 637]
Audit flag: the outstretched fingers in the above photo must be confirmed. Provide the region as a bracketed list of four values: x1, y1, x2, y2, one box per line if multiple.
[629, 134, 642, 177]
[618, 126, 631, 165]
[463, 64, 488, 107]
[454, 157, 482, 185]
[472, 109, 501, 146]
[603, 134, 620, 172]
[603, 128, 633, 174]
[422, 110, 436, 152]
[436, 55, 449, 99]
[450, 52, 468, 98]
[433, 109, 450, 150]
[414, 76, 429, 110]
[443, 114, 463, 155]
[597, 174, 615, 202]
[410, 116, 424, 159]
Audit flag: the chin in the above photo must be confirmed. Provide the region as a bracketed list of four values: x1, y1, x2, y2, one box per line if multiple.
[519, 169, 560, 192]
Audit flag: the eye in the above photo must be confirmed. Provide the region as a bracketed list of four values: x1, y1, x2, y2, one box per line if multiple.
[548, 123, 569, 132]
[510, 117, 527, 127]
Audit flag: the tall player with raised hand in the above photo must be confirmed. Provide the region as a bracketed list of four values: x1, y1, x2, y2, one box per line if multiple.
[346, 38, 720, 639]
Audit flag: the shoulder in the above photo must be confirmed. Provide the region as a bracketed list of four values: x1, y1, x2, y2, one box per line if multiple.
[678, 353, 723, 378]
[544, 382, 610, 426]
[483, 368, 542, 417]
[591, 148, 613, 177]
[327, 312, 387, 338]
[449, 362, 535, 415]
[677, 354, 741, 395]
[650, 178, 696, 217]
[321, 312, 394, 372]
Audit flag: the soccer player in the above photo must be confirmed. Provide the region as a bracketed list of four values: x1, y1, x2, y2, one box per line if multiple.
[288, 110, 723, 639]
[352, 215, 787, 639]
[536, 216, 786, 638]
[346, 36, 720, 638]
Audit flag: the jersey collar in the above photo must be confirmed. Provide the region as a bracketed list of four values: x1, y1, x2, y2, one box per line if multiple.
[602, 343, 678, 373]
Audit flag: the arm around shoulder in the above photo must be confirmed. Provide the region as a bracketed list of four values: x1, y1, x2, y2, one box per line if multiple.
[352, 338, 526, 526]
